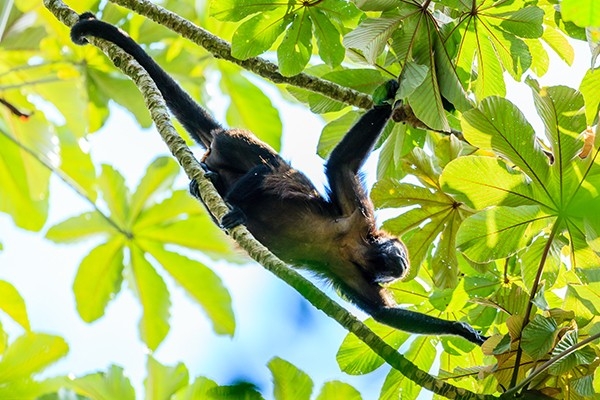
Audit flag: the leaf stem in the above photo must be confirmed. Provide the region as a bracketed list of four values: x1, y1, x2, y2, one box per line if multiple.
[504, 332, 600, 397]
[509, 217, 561, 389]
[0, 128, 129, 238]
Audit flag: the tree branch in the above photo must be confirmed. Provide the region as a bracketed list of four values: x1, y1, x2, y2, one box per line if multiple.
[43, 1, 494, 399]
[111, 0, 373, 110]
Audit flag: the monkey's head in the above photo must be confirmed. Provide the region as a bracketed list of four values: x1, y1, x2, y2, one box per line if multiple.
[363, 234, 409, 284]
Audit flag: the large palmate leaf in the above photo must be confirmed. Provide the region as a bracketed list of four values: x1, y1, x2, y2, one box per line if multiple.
[47, 157, 238, 350]
[442, 88, 600, 274]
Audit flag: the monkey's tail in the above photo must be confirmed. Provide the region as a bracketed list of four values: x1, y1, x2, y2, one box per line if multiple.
[70, 12, 219, 148]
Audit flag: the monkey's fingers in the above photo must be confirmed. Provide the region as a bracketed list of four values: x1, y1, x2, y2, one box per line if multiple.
[221, 207, 246, 230]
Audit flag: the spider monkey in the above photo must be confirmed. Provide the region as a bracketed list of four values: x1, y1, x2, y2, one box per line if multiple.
[71, 13, 486, 346]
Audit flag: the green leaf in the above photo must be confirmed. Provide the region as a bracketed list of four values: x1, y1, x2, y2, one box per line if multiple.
[98, 165, 129, 227]
[560, 0, 600, 28]
[528, 81, 586, 171]
[431, 213, 460, 289]
[317, 111, 358, 158]
[310, 10, 344, 67]
[542, 26, 574, 66]
[73, 238, 125, 322]
[143, 243, 235, 336]
[69, 365, 135, 400]
[210, 0, 278, 22]
[548, 330, 596, 375]
[268, 357, 312, 400]
[441, 156, 535, 210]
[0, 281, 30, 331]
[0, 333, 68, 382]
[88, 70, 153, 129]
[353, 0, 402, 12]
[521, 315, 559, 361]
[499, 7, 544, 38]
[208, 383, 264, 400]
[372, 180, 449, 209]
[46, 212, 116, 243]
[0, 322, 6, 355]
[172, 376, 218, 400]
[220, 65, 282, 151]
[0, 118, 51, 231]
[145, 357, 189, 400]
[579, 69, 600, 124]
[315, 381, 361, 400]
[432, 36, 472, 113]
[457, 205, 550, 263]
[57, 126, 97, 202]
[456, 23, 505, 99]
[343, 17, 402, 64]
[337, 318, 409, 375]
[128, 157, 180, 223]
[129, 246, 170, 350]
[278, 13, 313, 76]
[462, 97, 551, 199]
[380, 337, 435, 400]
[137, 214, 238, 259]
[397, 62, 428, 99]
[408, 66, 451, 132]
[231, 9, 290, 60]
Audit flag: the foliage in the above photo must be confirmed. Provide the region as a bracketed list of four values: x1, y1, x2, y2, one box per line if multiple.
[1, 0, 600, 399]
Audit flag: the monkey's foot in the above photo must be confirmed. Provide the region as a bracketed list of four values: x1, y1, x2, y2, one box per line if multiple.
[454, 322, 488, 346]
[189, 179, 201, 199]
[189, 163, 220, 199]
[221, 207, 246, 229]
[200, 162, 218, 181]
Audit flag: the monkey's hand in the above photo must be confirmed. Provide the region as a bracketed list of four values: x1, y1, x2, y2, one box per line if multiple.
[452, 321, 488, 346]
[189, 178, 246, 229]
[221, 207, 246, 229]
[372, 79, 399, 106]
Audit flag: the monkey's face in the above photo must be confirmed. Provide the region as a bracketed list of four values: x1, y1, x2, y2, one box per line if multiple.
[363, 236, 409, 284]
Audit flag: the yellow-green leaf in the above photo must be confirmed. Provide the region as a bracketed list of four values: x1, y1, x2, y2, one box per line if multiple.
[46, 212, 116, 243]
[145, 357, 189, 400]
[0, 333, 68, 382]
[129, 157, 180, 223]
[143, 243, 234, 336]
[0, 281, 29, 331]
[70, 365, 135, 400]
[73, 238, 125, 322]
[129, 246, 170, 350]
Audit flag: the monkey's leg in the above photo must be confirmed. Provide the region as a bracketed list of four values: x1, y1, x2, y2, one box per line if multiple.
[220, 164, 271, 229]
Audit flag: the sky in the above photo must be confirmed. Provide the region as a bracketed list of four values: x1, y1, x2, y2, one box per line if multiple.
[0, 36, 594, 399]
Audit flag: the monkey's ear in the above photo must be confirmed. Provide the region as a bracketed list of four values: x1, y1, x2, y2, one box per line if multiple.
[372, 79, 399, 106]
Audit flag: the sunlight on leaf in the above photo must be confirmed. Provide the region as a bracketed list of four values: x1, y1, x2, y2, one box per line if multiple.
[0, 281, 30, 331]
[269, 357, 313, 400]
[142, 242, 235, 336]
[457, 205, 550, 263]
[145, 357, 189, 400]
[0, 333, 68, 382]
[129, 246, 170, 351]
[521, 315, 559, 361]
[69, 365, 135, 400]
[278, 13, 313, 76]
[73, 238, 125, 322]
[316, 381, 361, 400]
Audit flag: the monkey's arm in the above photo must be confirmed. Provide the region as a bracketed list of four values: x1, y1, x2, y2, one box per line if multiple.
[325, 81, 398, 215]
[369, 305, 487, 345]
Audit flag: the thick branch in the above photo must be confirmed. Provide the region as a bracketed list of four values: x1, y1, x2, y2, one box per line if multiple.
[43, 1, 493, 399]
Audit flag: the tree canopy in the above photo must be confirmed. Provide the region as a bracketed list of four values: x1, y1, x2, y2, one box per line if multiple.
[1, 0, 600, 399]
